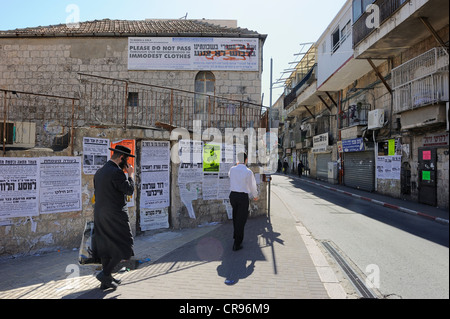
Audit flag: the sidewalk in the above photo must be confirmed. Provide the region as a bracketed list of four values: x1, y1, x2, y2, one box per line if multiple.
[283, 172, 449, 225]
[0, 185, 348, 300]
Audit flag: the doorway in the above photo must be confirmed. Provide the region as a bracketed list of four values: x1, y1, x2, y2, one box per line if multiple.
[418, 147, 437, 206]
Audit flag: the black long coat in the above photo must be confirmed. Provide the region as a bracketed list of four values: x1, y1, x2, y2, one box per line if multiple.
[93, 160, 135, 260]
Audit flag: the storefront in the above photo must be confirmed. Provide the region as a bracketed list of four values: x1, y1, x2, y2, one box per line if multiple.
[340, 138, 375, 192]
[313, 133, 332, 181]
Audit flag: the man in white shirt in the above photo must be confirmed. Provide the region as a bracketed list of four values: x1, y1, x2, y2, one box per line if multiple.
[228, 152, 259, 251]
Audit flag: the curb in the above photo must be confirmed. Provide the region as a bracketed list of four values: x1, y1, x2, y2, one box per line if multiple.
[287, 175, 449, 226]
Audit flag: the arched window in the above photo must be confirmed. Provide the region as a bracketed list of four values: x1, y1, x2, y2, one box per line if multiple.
[194, 71, 215, 114]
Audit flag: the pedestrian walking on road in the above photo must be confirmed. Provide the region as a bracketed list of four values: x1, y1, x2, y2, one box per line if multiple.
[228, 152, 259, 251]
[298, 160, 305, 178]
[93, 145, 136, 290]
[283, 159, 289, 174]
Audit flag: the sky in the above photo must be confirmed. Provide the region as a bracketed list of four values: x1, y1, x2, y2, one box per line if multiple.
[0, 0, 347, 107]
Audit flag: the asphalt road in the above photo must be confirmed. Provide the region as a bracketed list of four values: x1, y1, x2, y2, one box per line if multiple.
[271, 174, 449, 299]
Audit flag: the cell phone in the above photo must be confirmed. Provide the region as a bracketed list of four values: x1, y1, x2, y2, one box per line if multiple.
[119, 161, 129, 170]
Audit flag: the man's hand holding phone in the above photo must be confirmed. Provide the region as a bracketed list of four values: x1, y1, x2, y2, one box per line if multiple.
[124, 163, 134, 179]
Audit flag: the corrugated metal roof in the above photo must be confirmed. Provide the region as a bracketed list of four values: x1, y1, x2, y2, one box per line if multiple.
[0, 19, 266, 39]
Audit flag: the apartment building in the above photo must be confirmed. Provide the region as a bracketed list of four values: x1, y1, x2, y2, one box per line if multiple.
[280, 0, 448, 209]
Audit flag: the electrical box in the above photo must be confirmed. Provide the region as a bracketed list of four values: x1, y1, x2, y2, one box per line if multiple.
[328, 162, 338, 184]
[368, 109, 385, 130]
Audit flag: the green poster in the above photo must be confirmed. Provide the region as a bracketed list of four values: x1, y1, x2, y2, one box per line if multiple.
[203, 143, 220, 172]
[388, 139, 395, 156]
[422, 171, 431, 181]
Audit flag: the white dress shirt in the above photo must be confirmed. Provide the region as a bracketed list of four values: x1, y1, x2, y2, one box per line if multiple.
[228, 164, 258, 199]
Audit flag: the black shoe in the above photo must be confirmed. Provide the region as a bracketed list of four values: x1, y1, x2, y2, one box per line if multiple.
[96, 271, 118, 290]
[112, 277, 122, 285]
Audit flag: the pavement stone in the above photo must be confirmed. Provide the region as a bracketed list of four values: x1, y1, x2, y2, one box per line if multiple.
[3, 172, 443, 301]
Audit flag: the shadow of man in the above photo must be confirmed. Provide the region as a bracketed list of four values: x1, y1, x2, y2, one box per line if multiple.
[216, 216, 283, 285]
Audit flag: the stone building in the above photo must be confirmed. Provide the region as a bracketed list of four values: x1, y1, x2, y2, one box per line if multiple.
[0, 19, 269, 256]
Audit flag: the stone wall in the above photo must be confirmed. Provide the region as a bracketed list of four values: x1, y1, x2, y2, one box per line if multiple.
[0, 126, 268, 256]
[0, 37, 262, 104]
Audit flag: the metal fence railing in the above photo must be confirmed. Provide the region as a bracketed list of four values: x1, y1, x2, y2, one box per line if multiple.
[1, 89, 78, 155]
[1, 75, 268, 154]
[392, 47, 449, 113]
[78, 73, 267, 132]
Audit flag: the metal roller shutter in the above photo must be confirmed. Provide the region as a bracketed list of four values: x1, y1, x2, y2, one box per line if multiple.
[343, 151, 375, 192]
[316, 153, 331, 181]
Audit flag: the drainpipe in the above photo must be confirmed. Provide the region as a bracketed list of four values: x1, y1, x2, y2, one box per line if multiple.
[374, 130, 378, 192]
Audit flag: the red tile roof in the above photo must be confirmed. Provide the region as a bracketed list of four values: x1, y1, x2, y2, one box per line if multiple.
[0, 19, 266, 40]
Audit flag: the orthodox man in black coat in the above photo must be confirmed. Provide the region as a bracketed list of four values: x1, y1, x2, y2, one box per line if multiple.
[93, 145, 135, 290]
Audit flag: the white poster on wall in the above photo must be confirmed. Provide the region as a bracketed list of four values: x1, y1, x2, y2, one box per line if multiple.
[140, 141, 170, 209]
[128, 37, 259, 71]
[140, 208, 170, 231]
[0, 158, 40, 218]
[82, 137, 110, 175]
[178, 140, 203, 219]
[39, 157, 82, 214]
[376, 156, 401, 180]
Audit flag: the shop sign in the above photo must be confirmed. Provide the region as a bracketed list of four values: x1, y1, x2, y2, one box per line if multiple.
[342, 138, 364, 153]
[423, 133, 449, 147]
[312, 133, 329, 153]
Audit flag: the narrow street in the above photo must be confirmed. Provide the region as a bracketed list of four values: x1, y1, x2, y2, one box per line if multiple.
[271, 174, 449, 299]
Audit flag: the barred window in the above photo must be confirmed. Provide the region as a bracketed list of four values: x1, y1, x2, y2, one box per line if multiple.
[194, 71, 215, 114]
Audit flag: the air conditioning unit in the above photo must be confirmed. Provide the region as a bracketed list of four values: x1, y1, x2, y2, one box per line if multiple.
[368, 109, 385, 130]
[304, 139, 312, 148]
[305, 123, 316, 138]
[0, 121, 36, 149]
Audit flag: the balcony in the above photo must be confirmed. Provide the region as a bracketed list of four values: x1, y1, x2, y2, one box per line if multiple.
[284, 64, 317, 109]
[353, 0, 449, 59]
[393, 47, 449, 113]
[339, 103, 371, 129]
[353, 0, 409, 48]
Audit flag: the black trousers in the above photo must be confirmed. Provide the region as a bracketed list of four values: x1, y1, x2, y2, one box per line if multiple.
[101, 256, 121, 277]
[229, 192, 250, 246]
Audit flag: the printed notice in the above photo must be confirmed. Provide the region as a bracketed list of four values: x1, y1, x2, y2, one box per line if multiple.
[376, 156, 401, 180]
[178, 140, 203, 219]
[83, 137, 110, 175]
[128, 37, 259, 71]
[39, 157, 82, 214]
[140, 141, 170, 209]
[140, 208, 170, 231]
[0, 158, 40, 218]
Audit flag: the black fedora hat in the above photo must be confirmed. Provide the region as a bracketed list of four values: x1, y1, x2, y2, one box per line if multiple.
[109, 145, 135, 157]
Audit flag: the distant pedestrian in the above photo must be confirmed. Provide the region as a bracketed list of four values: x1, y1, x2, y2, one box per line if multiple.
[228, 152, 259, 251]
[298, 160, 305, 178]
[93, 145, 135, 290]
[283, 159, 289, 174]
[278, 159, 282, 173]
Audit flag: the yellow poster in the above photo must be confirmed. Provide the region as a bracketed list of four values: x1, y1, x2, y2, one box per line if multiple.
[388, 139, 395, 156]
[203, 143, 220, 172]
